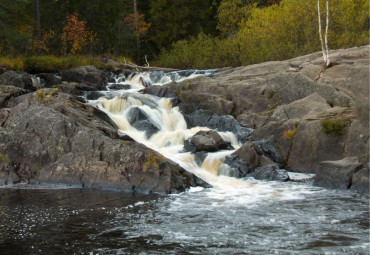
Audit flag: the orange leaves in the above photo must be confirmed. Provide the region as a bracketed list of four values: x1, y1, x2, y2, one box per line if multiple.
[61, 13, 95, 54]
[124, 13, 151, 38]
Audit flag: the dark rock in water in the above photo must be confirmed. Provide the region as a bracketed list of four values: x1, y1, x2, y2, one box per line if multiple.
[144, 83, 179, 98]
[350, 167, 369, 194]
[184, 130, 230, 153]
[0, 92, 196, 194]
[86, 91, 106, 100]
[252, 165, 290, 182]
[37, 73, 61, 87]
[314, 157, 363, 190]
[0, 163, 20, 185]
[253, 136, 283, 167]
[0, 85, 28, 108]
[140, 77, 151, 88]
[93, 107, 118, 129]
[224, 142, 260, 177]
[186, 110, 253, 143]
[108, 84, 131, 90]
[0, 71, 34, 90]
[117, 132, 135, 142]
[60, 66, 106, 90]
[127, 107, 160, 138]
[194, 151, 208, 166]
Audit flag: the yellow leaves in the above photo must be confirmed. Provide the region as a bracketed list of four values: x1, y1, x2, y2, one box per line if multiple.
[124, 14, 151, 39]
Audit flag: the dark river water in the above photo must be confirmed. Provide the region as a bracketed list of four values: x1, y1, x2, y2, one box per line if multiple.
[0, 181, 369, 255]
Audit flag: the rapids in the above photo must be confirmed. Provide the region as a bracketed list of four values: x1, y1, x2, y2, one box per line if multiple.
[0, 70, 368, 254]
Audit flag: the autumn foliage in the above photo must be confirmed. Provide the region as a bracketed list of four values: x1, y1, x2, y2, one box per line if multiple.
[124, 14, 151, 39]
[61, 13, 95, 54]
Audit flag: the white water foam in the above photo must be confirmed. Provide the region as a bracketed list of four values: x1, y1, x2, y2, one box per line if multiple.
[90, 70, 318, 204]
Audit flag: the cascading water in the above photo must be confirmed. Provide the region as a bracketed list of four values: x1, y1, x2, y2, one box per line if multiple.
[88, 70, 316, 202]
[1, 70, 368, 255]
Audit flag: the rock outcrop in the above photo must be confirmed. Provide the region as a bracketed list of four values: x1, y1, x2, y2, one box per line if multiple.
[314, 157, 363, 190]
[144, 46, 369, 178]
[0, 71, 35, 90]
[184, 130, 231, 153]
[60, 65, 107, 90]
[0, 87, 196, 194]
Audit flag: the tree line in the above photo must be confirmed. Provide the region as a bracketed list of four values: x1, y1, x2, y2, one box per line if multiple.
[0, 0, 368, 68]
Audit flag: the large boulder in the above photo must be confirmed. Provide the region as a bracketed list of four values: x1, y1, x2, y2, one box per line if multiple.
[0, 71, 34, 90]
[350, 166, 369, 194]
[184, 130, 230, 153]
[224, 142, 261, 176]
[0, 91, 196, 194]
[36, 73, 62, 87]
[314, 157, 363, 190]
[0, 85, 28, 108]
[60, 66, 106, 90]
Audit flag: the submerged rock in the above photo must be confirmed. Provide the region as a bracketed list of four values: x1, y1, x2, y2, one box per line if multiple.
[314, 157, 363, 190]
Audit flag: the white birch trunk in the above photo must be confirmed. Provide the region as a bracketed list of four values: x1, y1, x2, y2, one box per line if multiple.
[317, 0, 330, 67]
[324, 0, 330, 66]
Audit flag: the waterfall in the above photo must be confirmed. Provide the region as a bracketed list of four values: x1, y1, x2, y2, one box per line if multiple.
[89, 70, 243, 187]
[88, 70, 314, 197]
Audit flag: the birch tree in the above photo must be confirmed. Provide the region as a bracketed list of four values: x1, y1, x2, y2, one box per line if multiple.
[317, 0, 330, 67]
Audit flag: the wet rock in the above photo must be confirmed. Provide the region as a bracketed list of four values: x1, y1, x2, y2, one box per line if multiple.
[0, 92, 196, 194]
[37, 73, 62, 87]
[186, 110, 253, 142]
[252, 165, 290, 182]
[224, 142, 260, 176]
[60, 66, 106, 90]
[219, 163, 239, 178]
[0, 71, 34, 90]
[184, 130, 230, 153]
[253, 136, 283, 167]
[194, 151, 208, 166]
[85, 91, 106, 100]
[0, 85, 28, 108]
[314, 157, 363, 190]
[108, 84, 131, 90]
[0, 163, 20, 185]
[93, 107, 118, 129]
[127, 107, 160, 138]
[350, 167, 369, 194]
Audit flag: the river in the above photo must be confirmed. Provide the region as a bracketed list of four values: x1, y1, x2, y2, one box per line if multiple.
[0, 70, 368, 254]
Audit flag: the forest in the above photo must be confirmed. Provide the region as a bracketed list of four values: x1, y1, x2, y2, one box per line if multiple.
[0, 0, 368, 70]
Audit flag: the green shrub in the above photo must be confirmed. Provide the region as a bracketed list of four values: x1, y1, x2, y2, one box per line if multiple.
[154, 0, 369, 69]
[49, 88, 59, 96]
[321, 118, 347, 136]
[35, 89, 46, 101]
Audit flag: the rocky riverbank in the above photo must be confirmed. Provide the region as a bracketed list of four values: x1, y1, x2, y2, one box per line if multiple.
[144, 46, 369, 193]
[0, 46, 368, 194]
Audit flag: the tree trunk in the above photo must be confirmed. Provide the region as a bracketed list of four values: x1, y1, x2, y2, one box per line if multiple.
[133, 0, 140, 63]
[317, 0, 330, 67]
[34, 0, 41, 55]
